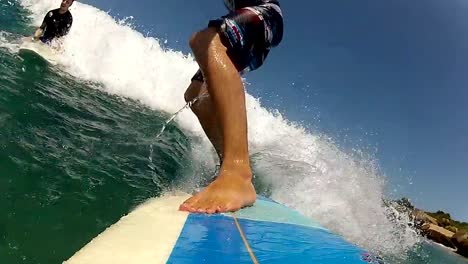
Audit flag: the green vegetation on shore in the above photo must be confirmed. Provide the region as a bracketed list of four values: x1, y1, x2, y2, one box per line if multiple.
[389, 198, 468, 259]
[425, 211, 468, 233]
[393, 197, 468, 233]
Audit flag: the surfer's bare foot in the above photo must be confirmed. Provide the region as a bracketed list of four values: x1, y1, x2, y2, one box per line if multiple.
[179, 166, 256, 214]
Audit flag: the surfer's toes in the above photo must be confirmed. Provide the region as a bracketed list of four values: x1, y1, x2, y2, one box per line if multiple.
[178, 203, 191, 212]
[206, 207, 216, 214]
[180, 198, 229, 214]
[180, 192, 255, 213]
[196, 207, 207, 213]
[179, 197, 213, 213]
[224, 203, 240, 213]
[179, 197, 199, 212]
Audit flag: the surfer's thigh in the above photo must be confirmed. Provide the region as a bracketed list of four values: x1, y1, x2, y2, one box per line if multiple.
[187, 6, 275, 85]
[203, 6, 277, 74]
[189, 27, 226, 66]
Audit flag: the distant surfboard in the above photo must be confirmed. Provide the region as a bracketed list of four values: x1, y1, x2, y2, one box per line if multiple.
[63, 192, 376, 264]
[18, 39, 59, 65]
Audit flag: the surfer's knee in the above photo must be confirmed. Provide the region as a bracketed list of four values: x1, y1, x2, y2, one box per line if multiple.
[189, 28, 218, 58]
[189, 31, 205, 52]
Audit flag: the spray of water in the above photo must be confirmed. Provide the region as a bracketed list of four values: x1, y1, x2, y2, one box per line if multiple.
[149, 93, 208, 166]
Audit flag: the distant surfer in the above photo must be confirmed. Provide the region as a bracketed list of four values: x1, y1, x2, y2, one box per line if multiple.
[30, 0, 74, 44]
[180, 0, 283, 214]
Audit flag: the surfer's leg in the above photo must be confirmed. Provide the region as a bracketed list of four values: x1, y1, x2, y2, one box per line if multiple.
[179, 27, 255, 214]
[184, 77, 223, 163]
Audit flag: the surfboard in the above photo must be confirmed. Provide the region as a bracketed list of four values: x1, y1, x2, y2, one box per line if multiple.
[18, 39, 59, 65]
[63, 192, 379, 264]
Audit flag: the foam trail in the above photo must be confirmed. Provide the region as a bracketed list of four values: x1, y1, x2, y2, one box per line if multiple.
[19, 0, 420, 257]
[0, 31, 22, 52]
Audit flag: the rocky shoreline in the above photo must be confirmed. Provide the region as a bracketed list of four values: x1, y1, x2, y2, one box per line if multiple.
[388, 198, 468, 259]
[413, 210, 468, 259]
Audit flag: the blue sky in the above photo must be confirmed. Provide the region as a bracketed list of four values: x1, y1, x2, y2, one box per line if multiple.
[78, 0, 468, 221]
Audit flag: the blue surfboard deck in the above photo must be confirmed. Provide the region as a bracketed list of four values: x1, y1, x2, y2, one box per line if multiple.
[168, 197, 368, 264]
[64, 193, 377, 264]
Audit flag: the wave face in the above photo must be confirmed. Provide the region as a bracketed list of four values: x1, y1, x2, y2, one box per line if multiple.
[6, 0, 423, 259]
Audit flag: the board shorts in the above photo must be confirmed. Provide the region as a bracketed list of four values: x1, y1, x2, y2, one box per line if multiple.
[191, 3, 283, 82]
[39, 37, 50, 44]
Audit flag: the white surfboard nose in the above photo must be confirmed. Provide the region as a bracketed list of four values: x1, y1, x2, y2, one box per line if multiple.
[63, 194, 190, 264]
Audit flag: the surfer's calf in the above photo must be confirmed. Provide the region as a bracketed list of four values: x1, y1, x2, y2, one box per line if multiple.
[180, 0, 284, 214]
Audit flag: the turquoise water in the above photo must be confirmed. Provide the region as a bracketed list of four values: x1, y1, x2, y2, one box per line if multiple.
[0, 1, 467, 263]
